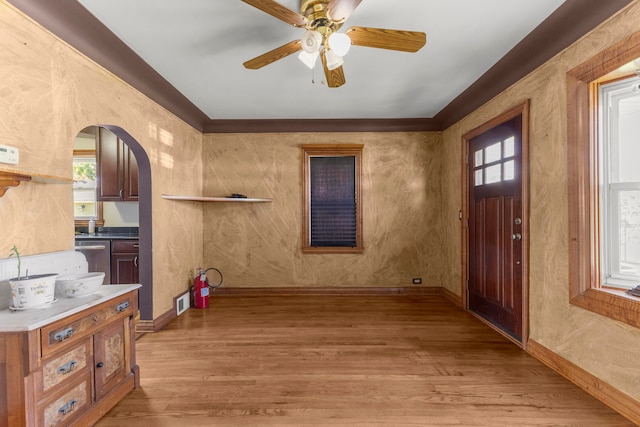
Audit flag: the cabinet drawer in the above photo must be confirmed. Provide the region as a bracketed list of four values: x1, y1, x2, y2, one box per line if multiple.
[41, 296, 134, 357]
[38, 374, 92, 427]
[111, 240, 139, 253]
[37, 339, 92, 398]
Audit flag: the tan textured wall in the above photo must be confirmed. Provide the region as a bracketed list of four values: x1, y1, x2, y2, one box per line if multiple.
[0, 1, 203, 318]
[202, 132, 443, 288]
[441, 2, 640, 400]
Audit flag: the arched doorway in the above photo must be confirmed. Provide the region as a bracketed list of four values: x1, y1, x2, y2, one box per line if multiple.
[103, 125, 153, 321]
[73, 125, 153, 321]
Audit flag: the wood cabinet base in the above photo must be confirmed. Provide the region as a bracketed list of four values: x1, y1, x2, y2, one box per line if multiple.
[69, 373, 136, 426]
[0, 289, 139, 427]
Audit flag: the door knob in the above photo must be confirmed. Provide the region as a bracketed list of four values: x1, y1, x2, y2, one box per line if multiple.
[512, 233, 522, 240]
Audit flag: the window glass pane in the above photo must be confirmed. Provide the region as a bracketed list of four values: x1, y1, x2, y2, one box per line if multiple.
[485, 142, 501, 164]
[616, 190, 640, 278]
[504, 160, 515, 181]
[475, 169, 483, 186]
[310, 156, 357, 247]
[73, 157, 97, 219]
[485, 164, 501, 184]
[616, 94, 640, 182]
[474, 150, 483, 167]
[600, 77, 640, 288]
[504, 136, 515, 158]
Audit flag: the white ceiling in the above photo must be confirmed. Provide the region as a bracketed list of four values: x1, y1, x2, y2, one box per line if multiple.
[75, 0, 566, 121]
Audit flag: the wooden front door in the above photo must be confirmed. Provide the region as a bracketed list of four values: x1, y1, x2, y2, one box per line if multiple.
[468, 115, 523, 340]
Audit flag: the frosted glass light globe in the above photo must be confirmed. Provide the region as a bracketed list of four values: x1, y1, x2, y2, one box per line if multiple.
[301, 30, 322, 53]
[328, 32, 351, 57]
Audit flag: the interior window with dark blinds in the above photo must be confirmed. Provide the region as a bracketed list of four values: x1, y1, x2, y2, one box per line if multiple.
[310, 156, 357, 247]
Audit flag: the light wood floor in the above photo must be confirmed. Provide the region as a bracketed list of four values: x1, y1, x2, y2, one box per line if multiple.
[96, 294, 633, 426]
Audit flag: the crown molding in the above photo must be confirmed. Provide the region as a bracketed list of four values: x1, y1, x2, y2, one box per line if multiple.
[6, 0, 634, 133]
[203, 118, 442, 133]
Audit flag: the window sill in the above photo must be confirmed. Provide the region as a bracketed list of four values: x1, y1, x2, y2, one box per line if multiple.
[303, 247, 364, 255]
[570, 287, 640, 329]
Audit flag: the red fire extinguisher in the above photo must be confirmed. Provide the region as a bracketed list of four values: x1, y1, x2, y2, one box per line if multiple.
[193, 267, 223, 309]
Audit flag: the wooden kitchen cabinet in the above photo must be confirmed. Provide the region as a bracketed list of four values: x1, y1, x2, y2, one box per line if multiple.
[111, 241, 140, 284]
[0, 288, 139, 427]
[97, 127, 138, 201]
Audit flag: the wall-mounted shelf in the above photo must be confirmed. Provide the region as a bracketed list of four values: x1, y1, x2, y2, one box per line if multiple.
[0, 171, 31, 197]
[0, 170, 73, 197]
[162, 194, 272, 203]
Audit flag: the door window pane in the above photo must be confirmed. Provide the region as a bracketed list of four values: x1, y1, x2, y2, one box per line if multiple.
[485, 164, 501, 184]
[485, 142, 501, 164]
[504, 160, 515, 181]
[474, 150, 483, 167]
[504, 136, 515, 158]
[475, 169, 483, 186]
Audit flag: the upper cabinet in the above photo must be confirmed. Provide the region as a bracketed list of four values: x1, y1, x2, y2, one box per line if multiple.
[97, 127, 138, 201]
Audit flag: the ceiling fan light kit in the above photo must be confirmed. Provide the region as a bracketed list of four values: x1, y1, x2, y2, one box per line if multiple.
[324, 49, 344, 71]
[328, 32, 351, 56]
[301, 30, 323, 53]
[298, 50, 319, 69]
[241, 0, 426, 87]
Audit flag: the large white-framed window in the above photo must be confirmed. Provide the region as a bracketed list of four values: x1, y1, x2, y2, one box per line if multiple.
[599, 75, 640, 290]
[567, 29, 640, 330]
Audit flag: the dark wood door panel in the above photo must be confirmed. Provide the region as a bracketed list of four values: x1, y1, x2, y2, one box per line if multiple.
[469, 115, 523, 340]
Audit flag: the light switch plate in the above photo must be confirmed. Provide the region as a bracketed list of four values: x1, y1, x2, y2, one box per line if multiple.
[0, 144, 19, 165]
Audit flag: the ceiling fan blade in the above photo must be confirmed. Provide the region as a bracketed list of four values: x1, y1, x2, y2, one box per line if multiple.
[327, 0, 363, 22]
[346, 26, 426, 52]
[241, 0, 308, 27]
[243, 40, 302, 69]
[321, 50, 346, 88]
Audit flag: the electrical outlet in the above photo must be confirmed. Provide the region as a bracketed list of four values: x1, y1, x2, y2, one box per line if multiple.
[412, 278, 422, 285]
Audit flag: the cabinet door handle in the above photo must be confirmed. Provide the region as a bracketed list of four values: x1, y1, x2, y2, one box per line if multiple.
[53, 327, 74, 342]
[134, 256, 138, 267]
[57, 360, 77, 375]
[96, 362, 104, 368]
[58, 399, 77, 416]
[117, 301, 130, 312]
[119, 189, 124, 198]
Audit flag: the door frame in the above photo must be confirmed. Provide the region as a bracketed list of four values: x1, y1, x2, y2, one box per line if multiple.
[461, 100, 530, 348]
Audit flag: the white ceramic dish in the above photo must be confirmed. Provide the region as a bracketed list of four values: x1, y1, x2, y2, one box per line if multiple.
[56, 272, 105, 298]
[9, 298, 58, 312]
[9, 273, 58, 309]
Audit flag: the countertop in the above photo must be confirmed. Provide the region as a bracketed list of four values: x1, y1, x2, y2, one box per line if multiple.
[75, 233, 139, 240]
[0, 284, 141, 332]
[75, 227, 139, 240]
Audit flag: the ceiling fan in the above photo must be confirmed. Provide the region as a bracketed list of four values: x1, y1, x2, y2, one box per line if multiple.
[241, 0, 427, 88]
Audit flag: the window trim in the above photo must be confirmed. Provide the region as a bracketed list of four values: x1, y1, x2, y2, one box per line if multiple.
[302, 144, 363, 254]
[567, 30, 640, 329]
[598, 77, 640, 289]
